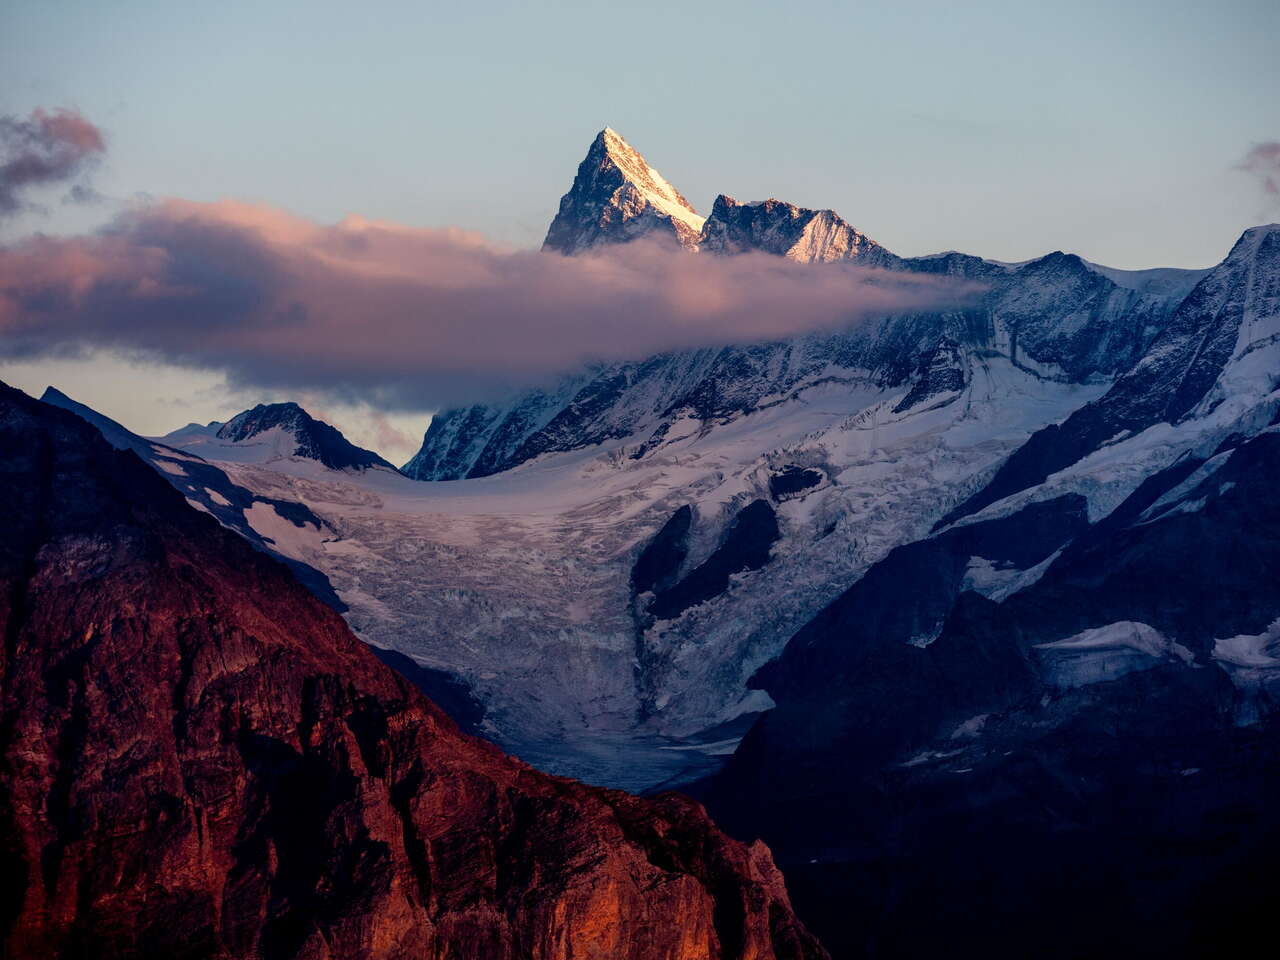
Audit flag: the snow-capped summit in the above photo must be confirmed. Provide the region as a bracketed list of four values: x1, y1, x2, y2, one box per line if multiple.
[940, 221, 1280, 528]
[168, 401, 394, 471]
[542, 128, 705, 254]
[700, 194, 900, 266]
[159, 420, 224, 446]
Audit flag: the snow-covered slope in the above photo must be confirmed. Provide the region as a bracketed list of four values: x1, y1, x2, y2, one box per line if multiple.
[403, 250, 1182, 482]
[159, 420, 223, 446]
[116, 126, 1273, 797]
[39, 387, 350, 612]
[703, 224, 1280, 956]
[179, 357, 1107, 790]
[117, 213, 1266, 791]
[941, 223, 1280, 528]
[1082, 259, 1210, 298]
[178, 129, 1231, 790]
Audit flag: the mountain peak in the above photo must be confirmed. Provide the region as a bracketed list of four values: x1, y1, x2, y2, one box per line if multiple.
[542, 128, 704, 255]
[701, 193, 898, 266]
[212, 401, 393, 471]
[1229, 222, 1280, 259]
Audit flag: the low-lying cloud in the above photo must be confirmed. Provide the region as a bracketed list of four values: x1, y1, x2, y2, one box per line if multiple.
[1237, 142, 1280, 212]
[0, 108, 106, 217]
[0, 199, 985, 408]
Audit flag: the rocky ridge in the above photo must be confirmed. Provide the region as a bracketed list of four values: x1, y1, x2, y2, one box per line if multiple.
[0, 381, 826, 960]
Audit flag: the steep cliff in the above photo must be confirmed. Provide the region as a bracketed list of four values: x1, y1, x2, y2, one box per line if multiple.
[0, 382, 825, 960]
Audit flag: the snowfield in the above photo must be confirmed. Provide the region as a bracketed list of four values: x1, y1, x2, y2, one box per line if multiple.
[177, 356, 1104, 790]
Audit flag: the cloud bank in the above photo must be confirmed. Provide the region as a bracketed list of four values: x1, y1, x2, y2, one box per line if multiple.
[0, 108, 106, 217]
[0, 199, 984, 408]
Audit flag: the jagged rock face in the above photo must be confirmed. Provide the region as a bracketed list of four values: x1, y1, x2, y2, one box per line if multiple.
[408, 130, 1197, 482]
[941, 224, 1280, 527]
[0, 383, 827, 960]
[217, 402, 393, 471]
[706, 430, 1280, 957]
[647, 500, 779, 622]
[40, 386, 349, 612]
[698, 227, 1280, 956]
[700, 195, 899, 267]
[542, 128, 705, 254]
[986, 250, 1186, 382]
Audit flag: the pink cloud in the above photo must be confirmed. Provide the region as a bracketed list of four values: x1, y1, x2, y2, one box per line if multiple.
[0, 199, 985, 408]
[0, 108, 106, 216]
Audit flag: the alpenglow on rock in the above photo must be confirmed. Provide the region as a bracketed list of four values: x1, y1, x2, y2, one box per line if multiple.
[700, 195, 900, 266]
[0, 381, 828, 960]
[543, 127, 705, 254]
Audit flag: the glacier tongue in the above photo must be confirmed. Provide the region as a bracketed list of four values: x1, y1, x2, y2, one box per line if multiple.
[174, 354, 1105, 791]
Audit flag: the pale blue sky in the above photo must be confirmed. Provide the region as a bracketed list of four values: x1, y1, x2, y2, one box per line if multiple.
[4, 0, 1277, 266]
[1, 0, 1278, 459]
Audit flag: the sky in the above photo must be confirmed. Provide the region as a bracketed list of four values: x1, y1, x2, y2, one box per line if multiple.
[1, 0, 1278, 462]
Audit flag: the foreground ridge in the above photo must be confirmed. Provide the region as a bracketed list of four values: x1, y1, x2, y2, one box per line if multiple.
[0, 381, 827, 960]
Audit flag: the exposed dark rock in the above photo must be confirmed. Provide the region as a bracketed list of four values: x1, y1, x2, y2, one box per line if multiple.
[217, 402, 394, 471]
[367, 647, 485, 735]
[938, 225, 1280, 528]
[891, 338, 966, 412]
[700, 195, 899, 266]
[650, 500, 780, 621]
[704, 429, 1280, 958]
[631, 505, 693, 596]
[0, 381, 827, 960]
[39, 386, 349, 613]
[768, 467, 823, 501]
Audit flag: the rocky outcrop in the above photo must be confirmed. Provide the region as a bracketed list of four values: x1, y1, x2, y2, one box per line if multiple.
[648, 500, 780, 622]
[700, 195, 899, 267]
[940, 224, 1280, 528]
[40, 386, 350, 613]
[0, 382, 826, 960]
[216, 402, 394, 471]
[703, 391, 1280, 957]
[543, 128, 705, 254]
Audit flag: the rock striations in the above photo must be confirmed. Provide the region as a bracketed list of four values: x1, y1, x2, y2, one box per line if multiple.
[543, 127, 705, 255]
[700, 195, 898, 267]
[0, 382, 826, 960]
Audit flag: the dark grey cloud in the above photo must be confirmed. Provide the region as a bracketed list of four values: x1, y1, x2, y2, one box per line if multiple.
[0, 108, 106, 217]
[0, 199, 986, 409]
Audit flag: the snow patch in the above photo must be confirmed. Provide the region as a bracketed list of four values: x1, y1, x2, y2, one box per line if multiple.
[154, 459, 187, 476]
[1035, 621, 1193, 688]
[242, 500, 325, 561]
[1214, 626, 1280, 668]
[950, 714, 989, 739]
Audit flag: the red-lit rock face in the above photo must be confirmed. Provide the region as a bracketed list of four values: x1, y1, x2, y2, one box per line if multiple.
[0, 383, 826, 960]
